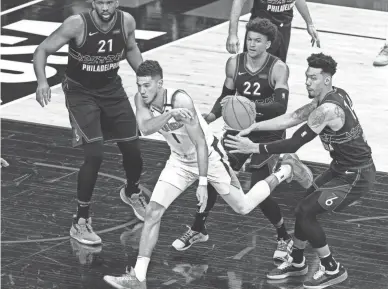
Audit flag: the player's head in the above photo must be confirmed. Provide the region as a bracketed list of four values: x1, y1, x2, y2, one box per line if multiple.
[136, 60, 164, 105]
[92, 0, 119, 22]
[245, 18, 277, 58]
[305, 53, 337, 99]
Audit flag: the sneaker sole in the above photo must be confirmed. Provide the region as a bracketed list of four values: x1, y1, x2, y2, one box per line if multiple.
[303, 270, 348, 289]
[172, 234, 209, 251]
[267, 266, 309, 280]
[282, 154, 313, 189]
[103, 276, 129, 289]
[70, 233, 102, 246]
[120, 189, 145, 222]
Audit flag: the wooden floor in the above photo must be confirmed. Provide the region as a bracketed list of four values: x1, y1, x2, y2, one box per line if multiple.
[2, 119, 388, 289]
[2, 1, 388, 289]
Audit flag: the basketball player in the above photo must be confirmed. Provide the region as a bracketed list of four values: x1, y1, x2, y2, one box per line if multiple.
[227, 0, 320, 62]
[173, 18, 293, 265]
[103, 60, 313, 289]
[33, 0, 147, 245]
[225, 53, 375, 288]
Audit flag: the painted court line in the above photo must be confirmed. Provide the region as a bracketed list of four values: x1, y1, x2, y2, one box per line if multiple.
[0, 0, 45, 16]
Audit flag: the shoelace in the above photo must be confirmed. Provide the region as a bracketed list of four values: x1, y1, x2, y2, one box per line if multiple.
[380, 45, 388, 56]
[313, 264, 326, 280]
[138, 193, 147, 209]
[277, 260, 293, 270]
[180, 225, 196, 242]
[277, 239, 287, 251]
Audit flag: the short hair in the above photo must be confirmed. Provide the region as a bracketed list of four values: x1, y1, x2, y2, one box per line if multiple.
[136, 60, 163, 79]
[246, 18, 277, 42]
[307, 53, 337, 76]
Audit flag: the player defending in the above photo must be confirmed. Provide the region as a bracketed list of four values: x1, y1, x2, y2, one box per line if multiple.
[225, 53, 376, 288]
[103, 60, 313, 289]
[227, 0, 320, 62]
[33, 0, 147, 245]
[173, 18, 293, 264]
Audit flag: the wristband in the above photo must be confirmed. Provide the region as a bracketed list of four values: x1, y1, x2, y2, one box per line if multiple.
[199, 176, 208, 186]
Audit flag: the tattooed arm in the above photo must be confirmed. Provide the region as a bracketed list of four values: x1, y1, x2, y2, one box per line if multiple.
[247, 98, 318, 132]
[307, 102, 345, 134]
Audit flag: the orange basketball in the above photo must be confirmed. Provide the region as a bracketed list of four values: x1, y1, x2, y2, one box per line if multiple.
[222, 96, 256, 130]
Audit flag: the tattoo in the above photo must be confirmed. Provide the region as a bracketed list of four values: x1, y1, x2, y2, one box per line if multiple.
[334, 105, 345, 125]
[291, 101, 317, 121]
[308, 108, 326, 128]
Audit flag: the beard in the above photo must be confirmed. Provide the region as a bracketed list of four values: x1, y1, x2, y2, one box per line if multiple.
[97, 12, 114, 22]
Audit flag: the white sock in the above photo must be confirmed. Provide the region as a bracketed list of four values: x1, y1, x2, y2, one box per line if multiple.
[134, 256, 150, 282]
[273, 164, 292, 183]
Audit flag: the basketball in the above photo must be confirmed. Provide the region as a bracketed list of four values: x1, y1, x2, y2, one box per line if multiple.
[222, 96, 256, 130]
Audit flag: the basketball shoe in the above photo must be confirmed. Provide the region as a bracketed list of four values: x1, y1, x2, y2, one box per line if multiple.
[267, 255, 308, 280]
[281, 154, 313, 189]
[104, 267, 146, 289]
[172, 225, 209, 251]
[303, 262, 348, 289]
[120, 184, 148, 221]
[273, 238, 293, 264]
[70, 216, 102, 245]
[373, 44, 388, 66]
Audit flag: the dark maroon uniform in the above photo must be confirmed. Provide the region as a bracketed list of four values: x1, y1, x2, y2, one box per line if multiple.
[222, 52, 285, 171]
[244, 0, 297, 62]
[63, 10, 138, 147]
[308, 87, 375, 212]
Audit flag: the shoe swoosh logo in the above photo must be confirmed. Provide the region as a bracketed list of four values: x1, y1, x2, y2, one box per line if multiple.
[89, 32, 98, 36]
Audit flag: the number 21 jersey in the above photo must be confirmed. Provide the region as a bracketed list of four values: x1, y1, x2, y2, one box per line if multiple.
[66, 10, 126, 89]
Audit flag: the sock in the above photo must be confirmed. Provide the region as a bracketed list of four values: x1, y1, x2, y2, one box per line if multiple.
[134, 256, 150, 282]
[125, 181, 140, 197]
[275, 222, 290, 240]
[273, 164, 292, 183]
[76, 201, 90, 221]
[320, 253, 338, 271]
[290, 247, 304, 264]
[191, 210, 209, 232]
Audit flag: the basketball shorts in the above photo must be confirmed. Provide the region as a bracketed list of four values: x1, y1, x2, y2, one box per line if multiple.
[62, 76, 138, 147]
[244, 15, 291, 63]
[306, 160, 376, 212]
[221, 129, 285, 171]
[150, 137, 241, 209]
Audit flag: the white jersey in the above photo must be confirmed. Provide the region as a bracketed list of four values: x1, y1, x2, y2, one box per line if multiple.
[150, 89, 215, 162]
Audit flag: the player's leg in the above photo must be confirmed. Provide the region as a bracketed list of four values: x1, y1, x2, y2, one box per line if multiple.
[99, 85, 147, 221]
[174, 132, 249, 251]
[63, 78, 105, 245]
[373, 21, 388, 66]
[104, 159, 196, 288]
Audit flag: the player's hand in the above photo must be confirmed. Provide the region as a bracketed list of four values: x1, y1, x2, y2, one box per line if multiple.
[224, 135, 256, 154]
[0, 158, 9, 168]
[170, 108, 193, 120]
[36, 81, 51, 107]
[196, 185, 208, 213]
[307, 24, 320, 48]
[237, 126, 253, 137]
[202, 112, 216, 124]
[226, 34, 240, 54]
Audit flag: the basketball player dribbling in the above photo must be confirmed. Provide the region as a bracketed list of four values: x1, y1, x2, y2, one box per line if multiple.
[173, 18, 293, 265]
[227, 0, 320, 62]
[226, 53, 376, 288]
[33, 0, 147, 245]
[103, 60, 313, 289]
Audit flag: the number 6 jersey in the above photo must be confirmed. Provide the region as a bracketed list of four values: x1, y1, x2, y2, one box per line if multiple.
[233, 52, 279, 122]
[66, 10, 126, 89]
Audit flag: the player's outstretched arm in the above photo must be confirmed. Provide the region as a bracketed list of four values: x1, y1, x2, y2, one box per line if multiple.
[226, 102, 344, 154]
[254, 61, 289, 121]
[123, 12, 143, 72]
[33, 15, 82, 85]
[207, 56, 237, 122]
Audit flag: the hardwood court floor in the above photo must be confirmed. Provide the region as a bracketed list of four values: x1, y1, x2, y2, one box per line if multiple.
[2, 120, 388, 289]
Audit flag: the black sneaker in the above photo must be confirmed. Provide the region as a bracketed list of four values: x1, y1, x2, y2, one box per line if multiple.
[267, 256, 308, 280]
[303, 262, 348, 289]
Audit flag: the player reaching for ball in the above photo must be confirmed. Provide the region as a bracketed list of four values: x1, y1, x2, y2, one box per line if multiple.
[172, 17, 293, 265]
